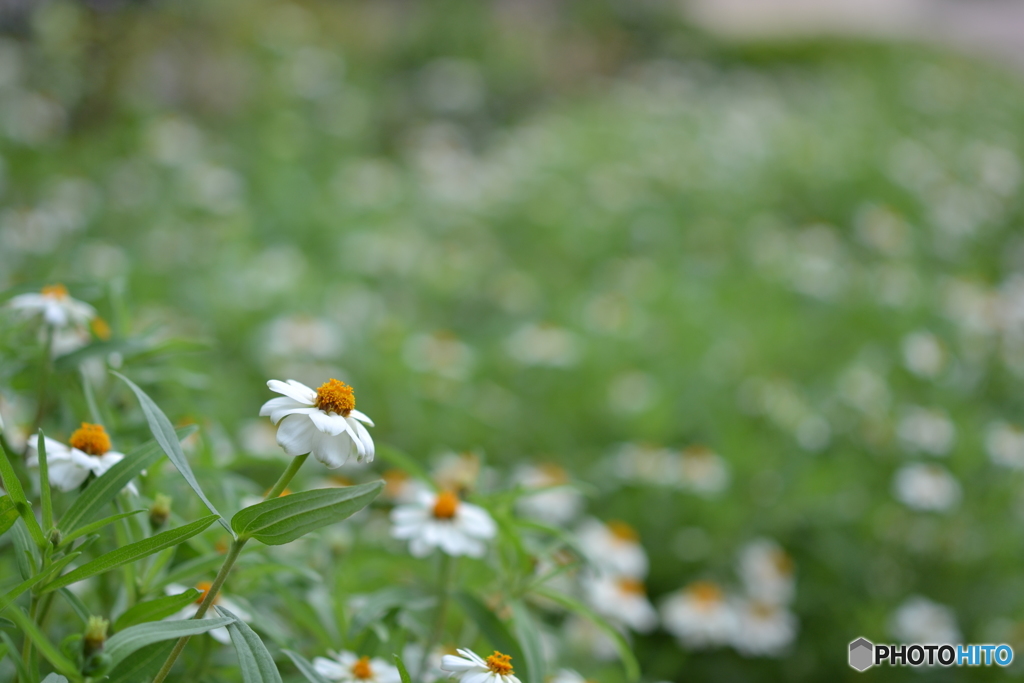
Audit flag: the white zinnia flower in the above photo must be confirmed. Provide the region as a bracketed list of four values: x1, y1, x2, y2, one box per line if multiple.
[892, 463, 961, 512]
[27, 423, 133, 493]
[890, 596, 961, 644]
[259, 378, 375, 468]
[165, 582, 251, 644]
[732, 601, 798, 657]
[661, 581, 738, 649]
[7, 283, 95, 328]
[577, 518, 648, 579]
[582, 574, 658, 633]
[737, 538, 795, 606]
[513, 463, 584, 526]
[896, 406, 955, 456]
[440, 648, 521, 683]
[985, 421, 1024, 469]
[313, 651, 401, 683]
[390, 490, 496, 557]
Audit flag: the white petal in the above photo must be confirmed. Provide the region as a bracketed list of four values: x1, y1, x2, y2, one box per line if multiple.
[456, 504, 497, 539]
[94, 452, 125, 476]
[209, 626, 232, 644]
[310, 430, 355, 469]
[441, 655, 480, 673]
[349, 409, 375, 426]
[46, 458, 91, 491]
[267, 379, 316, 404]
[275, 414, 318, 456]
[463, 671, 494, 683]
[409, 536, 434, 557]
[260, 396, 312, 423]
[390, 506, 428, 525]
[348, 417, 375, 462]
[313, 658, 348, 680]
[309, 410, 349, 436]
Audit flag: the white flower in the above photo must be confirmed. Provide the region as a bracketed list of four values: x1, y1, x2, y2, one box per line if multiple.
[901, 331, 945, 378]
[513, 463, 584, 525]
[661, 581, 738, 649]
[896, 406, 955, 456]
[576, 518, 648, 579]
[548, 671, 586, 683]
[679, 446, 730, 495]
[892, 463, 961, 512]
[732, 601, 798, 657]
[985, 421, 1024, 469]
[390, 490, 496, 557]
[381, 469, 430, 504]
[890, 596, 961, 644]
[27, 424, 133, 493]
[164, 582, 251, 645]
[440, 648, 521, 683]
[737, 538, 795, 606]
[7, 283, 95, 328]
[400, 644, 445, 682]
[313, 651, 401, 683]
[582, 574, 658, 633]
[259, 378, 375, 468]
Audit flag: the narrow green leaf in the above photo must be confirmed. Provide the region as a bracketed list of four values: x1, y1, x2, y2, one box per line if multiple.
[10, 518, 39, 579]
[0, 495, 18, 536]
[347, 586, 423, 639]
[0, 604, 80, 679]
[113, 588, 201, 632]
[41, 514, 219, 593]
[36, 431, 53, 532]
[232, 481, 383, 546]
[112, 372, 231, 535]
[509, 600, 544, 683]
[59, 509, 147, 549]
[104, 641, 174, 683]
[218, 606, 283, 683]
[531, 587, 640, 682]
[0, 631, 32, 682]
[284, 649, 331, 683]
[0, 440, 45, 547]
[80, 367, 103, 425]
[59, 425, 197, 534]
[104, 616, 235, 668]
[57, 588, 91, 624]
[1, 552, 80, 607]
[393, 653, 413, 683]
[455, 591, 526, 667]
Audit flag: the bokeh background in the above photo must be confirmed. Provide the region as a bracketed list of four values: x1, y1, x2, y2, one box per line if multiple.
[4, 0, 1024, 680]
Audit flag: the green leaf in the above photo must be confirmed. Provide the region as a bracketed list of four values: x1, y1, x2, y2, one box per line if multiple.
[104, 641, 174, 683]
[114, 588, 201, 631]
[0, 604, 80, 680]
[41, 514, 219, 593]
[218, 606, 283, 683]
[1, 552, 80, 607]
[347, 586, 424, 639]
[57, 588, 91, 624]
[284, 649, 331, 683]
[232, 481, 383, 546]
[0, 440, 45, 547]
[104, 616, 235, 668]
[36, 431, 54, 532]
[59, 426, 196, 534]
[59, 509, 147, 549]
[0, 631, 32, 683]
[531, 587, 640, 682]
[509, 600, 544, 683]
[394, 653, 413, 683]
[112, 372, 231, 535]
[0, 495, 18, 536]
[455, 591, 526, 667]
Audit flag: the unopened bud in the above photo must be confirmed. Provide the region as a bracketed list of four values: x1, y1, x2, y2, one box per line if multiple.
[83, 616, 108, 657]
[48, 528, 62, 547]
[149, 494, 172, 529]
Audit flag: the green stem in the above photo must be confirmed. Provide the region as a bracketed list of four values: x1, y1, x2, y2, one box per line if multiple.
[19, 596, 39, 683]
[265, 453, 308, 500]
[419, 553, 456, 680]
[26, 326, 54, 453]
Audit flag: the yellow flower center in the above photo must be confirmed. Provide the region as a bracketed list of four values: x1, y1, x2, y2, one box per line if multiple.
[315, 379, 356, 416]
[69, 423, 111, 456]
[194, 581, 220, 605]
[607, 520, 638, 542]
[538, 463, 568, 484]
[90, 317, 112, 340]
[485, 651, 514, 676]
[432, 491, 460, 519]
[41, 283, 68, 299]
[351, 656, 374, 680]
[687, 581, 723, 608]
[617, 577, 646, 595]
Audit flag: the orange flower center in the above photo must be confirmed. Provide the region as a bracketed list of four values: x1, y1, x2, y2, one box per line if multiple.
[687, 581, 723, 608]
[607, 520, 638, 542]
[617, 577, 646, 595]
[69, 423, 111, 456]
[485, 651, 514, 676]
[432, 491, 460, 519]
[195, 581, 220, 605]
[538, 463, 568, 484]
[41, 283, 68, 299]
[351, 656, 374, 680]
[315, 379, 356, 416]
[90, 317, 112, 340]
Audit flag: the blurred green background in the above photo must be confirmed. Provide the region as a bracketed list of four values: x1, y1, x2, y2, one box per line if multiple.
[4, 0, 1024, 680]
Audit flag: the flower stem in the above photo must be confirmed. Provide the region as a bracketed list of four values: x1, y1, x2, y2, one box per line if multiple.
[265, 453, 308, 500]
[420, 553, 456, 681]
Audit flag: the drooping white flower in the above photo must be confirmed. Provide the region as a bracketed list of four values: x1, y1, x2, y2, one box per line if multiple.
[582, 574, 658, 633]
[390, 490, 496, 558]
[27, 423, 133, 493]
[576, 518, 648, 579]
[513, 463, 584, 526]
[313, 651, 401, 683]
[259, 378, 375, 468]
[7, 283, 95, 328]
[737, 538, 795, 606]
[892, 463, 961, 512]
[661, 581, 738, 649]
[165, 582, 251, 645]
[890, 596, 961, 644]
[440, 648, 521, 683]
[731, 601, 798, 657]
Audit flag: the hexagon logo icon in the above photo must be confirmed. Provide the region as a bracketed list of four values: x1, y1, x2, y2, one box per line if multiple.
[849, 637, 874, 671]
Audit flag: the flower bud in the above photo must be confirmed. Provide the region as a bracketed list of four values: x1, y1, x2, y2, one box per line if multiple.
[149, 494, 172, 529]
[83, 616, 108, 657]
[49, 527, 62, 547]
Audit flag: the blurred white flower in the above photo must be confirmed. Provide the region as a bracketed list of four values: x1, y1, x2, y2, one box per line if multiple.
[403, 331, 475, 379]
[731, 601, 798, 657]
[506, 323, 580, 367]
[661, 581, 738, 649]
[583, 574, 658, 633]
[431, 451, 483, 494]
[564, 615, 619, 661]
[548, 670, 587, 683]
[259, 378, 375, 468]
[313, 652, 401, 683]
[513, 463, 584, 526]
[890, 596, 961, 644]
[440, 648, 520, 683]
[401, 644, 445, 682]
[261, 314, 341, 360]
[381, 469, 430, 504]
[901, 331, 945, 379]
[607, 443, 678, 485]
[896, 406, 955, 456]
[165, 582, 250, 644]
[390, 490, 496, 558]
[985, 421, 1024, 469]
[577, 518, 649, 579]
[737, 538, 795, 606]
[892, 463, 961, 512]
[7, 283, 94, 329]
[680, 446, 730, 495]
[27, 424, 133, 493]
